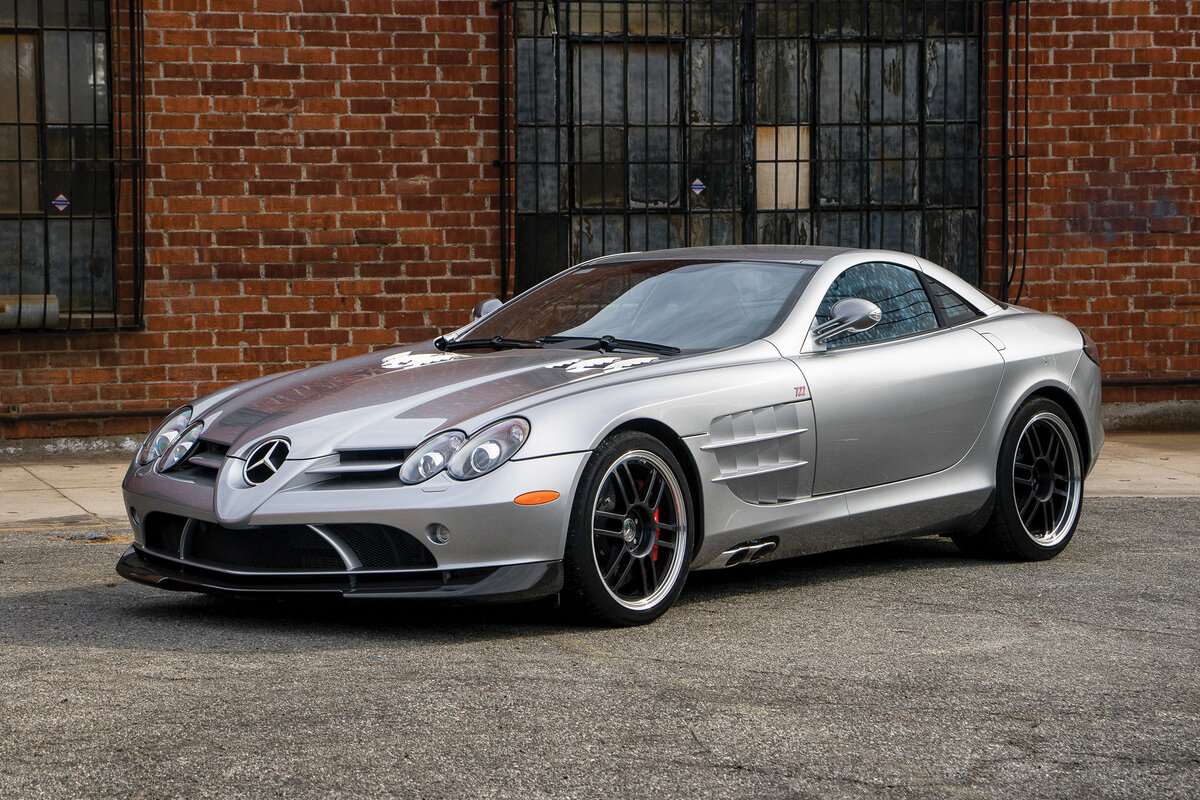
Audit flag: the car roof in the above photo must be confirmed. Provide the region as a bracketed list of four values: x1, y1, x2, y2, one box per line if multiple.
[582, 245, 854, 267]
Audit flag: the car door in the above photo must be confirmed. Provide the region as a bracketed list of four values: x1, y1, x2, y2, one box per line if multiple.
[791, 261, 1005, 495]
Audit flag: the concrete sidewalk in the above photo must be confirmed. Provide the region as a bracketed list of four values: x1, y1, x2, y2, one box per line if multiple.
[1, 432, 1198, 530]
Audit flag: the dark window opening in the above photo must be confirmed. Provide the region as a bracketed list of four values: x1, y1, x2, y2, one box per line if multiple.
[502, 1, 997, 295]
[0, 0, 143, 331]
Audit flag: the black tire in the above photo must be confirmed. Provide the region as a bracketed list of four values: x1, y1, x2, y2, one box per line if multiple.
[954, 397, 1084, 561]
[562, 431, 694, 626]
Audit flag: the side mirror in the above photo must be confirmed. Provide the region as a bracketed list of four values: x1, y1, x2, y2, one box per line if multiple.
[471, 298, 504, 321]
[812, 298, 882, 345]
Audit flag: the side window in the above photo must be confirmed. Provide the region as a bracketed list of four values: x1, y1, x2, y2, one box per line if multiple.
[814, 262, 938, 349]
[928, 278, 983, 325]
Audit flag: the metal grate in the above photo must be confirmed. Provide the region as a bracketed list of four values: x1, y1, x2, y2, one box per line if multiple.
[0, 0, 144, 332]
[499, 1, 1028, 296]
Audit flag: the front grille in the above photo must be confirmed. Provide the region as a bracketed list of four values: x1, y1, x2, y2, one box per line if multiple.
[335, 524, 437, 569]
[144, 513, 187, 556]
[140, 513, 437, 573]
[189, 523, 345, 571]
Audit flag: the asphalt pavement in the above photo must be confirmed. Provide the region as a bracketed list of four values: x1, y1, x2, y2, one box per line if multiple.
[0, 516, 1196, 795]
[0, 435, 1197, 799]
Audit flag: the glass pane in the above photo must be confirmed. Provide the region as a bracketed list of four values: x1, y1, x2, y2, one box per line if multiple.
[16, 0, 37, 27]
[628, 44, 679, 126]
[688, 126, 739, 210]
[819, 44, 861, 124]
[867, 209, 922, 253]
[44, 31, 111, 124]
[44, 158, 113, 214]
[573, 215, 626, 261]
[816, 212, 862, 247]
[515, 126, 564, 212]
[820, 2, 862, 36]
[689, 213, 738, 247]
[515, 38, 560, 125]
[926, 39, 976, 121]
[757, 212, 812, 246]
[514, 213, 570, 292]
[629, 126, 681, 208]
[757, 38, 808, 125]
[568, 2, 624, 35]
[68, 0, 94, 26]
[925, 210, 979, 282]
[0, 34, 38, 124]
[757, 1, 807, 37]
[575, 126, 625, 208]
[628, 3, 683, 36]
[0, 219, 44, 297]
[0, 0, 14, 25]
[866, 124, 918, 205]
[47, 218, 114, 312]
[816, 125, 863, 207]
[689, 39, 735, 125]
[690, 1, 736, 36]
[41, 0, 66, 26]
[574, 44, 626, 125]
[867, 44, 918, 123]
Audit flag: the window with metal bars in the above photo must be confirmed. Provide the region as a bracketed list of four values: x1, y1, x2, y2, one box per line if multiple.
[0, 0, 143, 331]
[501, 0, 995, 295]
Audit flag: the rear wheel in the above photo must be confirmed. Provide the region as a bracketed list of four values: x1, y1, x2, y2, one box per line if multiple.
[954, 397, 1084, 560]
[562, 432, 692, 626]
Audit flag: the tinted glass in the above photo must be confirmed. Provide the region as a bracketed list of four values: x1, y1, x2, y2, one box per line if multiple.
[467, 260, 816, 352]
[928, 278, 981, 325]
[815, 261, 937, 349]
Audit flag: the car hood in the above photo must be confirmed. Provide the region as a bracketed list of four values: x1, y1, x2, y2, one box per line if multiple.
[196, 343, 677, 459]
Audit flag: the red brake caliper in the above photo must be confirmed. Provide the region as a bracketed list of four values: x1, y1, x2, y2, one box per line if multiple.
[652, 508, 659, 561]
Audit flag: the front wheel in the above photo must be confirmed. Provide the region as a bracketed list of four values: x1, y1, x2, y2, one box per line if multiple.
[562, 432, 693, 626]
[954, 397, 1084, 560]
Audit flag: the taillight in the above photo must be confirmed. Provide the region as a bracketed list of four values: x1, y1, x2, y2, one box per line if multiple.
[1081, 331, 1100, 366]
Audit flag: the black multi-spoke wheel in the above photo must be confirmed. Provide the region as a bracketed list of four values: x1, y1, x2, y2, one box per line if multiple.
[954, 397, 1084, 561]
[563, 432, 692, 626]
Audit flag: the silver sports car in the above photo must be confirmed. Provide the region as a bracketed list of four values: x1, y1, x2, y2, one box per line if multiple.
[117, 246, 1103, 625]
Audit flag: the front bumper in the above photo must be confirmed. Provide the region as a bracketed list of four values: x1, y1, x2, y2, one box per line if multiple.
[117, 545, 564, 601]
[118, 450, 590, 600]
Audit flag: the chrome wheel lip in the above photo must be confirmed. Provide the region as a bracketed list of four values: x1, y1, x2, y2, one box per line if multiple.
[1012, 412, 1082, 548]
[590, 450, 688, 612]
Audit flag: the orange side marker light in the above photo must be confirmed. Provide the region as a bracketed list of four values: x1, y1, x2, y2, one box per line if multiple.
[514, 490, 560, 506]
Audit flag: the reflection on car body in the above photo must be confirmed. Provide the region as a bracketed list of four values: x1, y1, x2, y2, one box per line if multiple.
[118, 246, 1102, 625]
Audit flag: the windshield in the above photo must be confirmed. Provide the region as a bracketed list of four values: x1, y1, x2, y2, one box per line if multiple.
[461, 259, 816, 352]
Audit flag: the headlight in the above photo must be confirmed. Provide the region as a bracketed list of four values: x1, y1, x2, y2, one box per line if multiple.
[447, 418, 529, 480]
[137, 407, 193, 466]
[399, 430, 467, 484]
[157, 422, 204, 472]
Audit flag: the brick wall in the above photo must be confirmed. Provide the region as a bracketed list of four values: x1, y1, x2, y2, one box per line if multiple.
[982, 0, 1199, 403]
[2, 1, 1198, 440]
[0, 0, 502, 439]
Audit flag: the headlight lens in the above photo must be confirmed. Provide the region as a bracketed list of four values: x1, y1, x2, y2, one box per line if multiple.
[400, 430, 467, 484]
[156, 422, 204, 472]
[447, 418, 529, 480]
[137, 407, 193, 466]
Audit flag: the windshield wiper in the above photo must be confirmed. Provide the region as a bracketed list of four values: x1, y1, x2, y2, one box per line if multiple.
[436, 336, 544, 352]
[539, 335, 680, 356]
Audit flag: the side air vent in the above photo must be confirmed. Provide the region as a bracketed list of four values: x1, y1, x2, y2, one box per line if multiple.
[704, 401, 815, 504]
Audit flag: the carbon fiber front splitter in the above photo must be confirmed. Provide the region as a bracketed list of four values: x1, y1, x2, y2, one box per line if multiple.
[116, 545, 563, 603]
